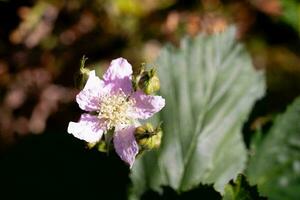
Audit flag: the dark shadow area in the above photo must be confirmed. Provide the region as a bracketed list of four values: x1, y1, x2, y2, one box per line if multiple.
[0, 131, 223, 199]
[141, 185, 222, 200]
[0, 131, 130, 199]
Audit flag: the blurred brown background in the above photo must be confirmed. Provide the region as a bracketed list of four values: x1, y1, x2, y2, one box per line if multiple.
[0, 0, 300, 154]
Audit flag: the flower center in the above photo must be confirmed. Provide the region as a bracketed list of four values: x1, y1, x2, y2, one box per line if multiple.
[98, 91, 134, 130]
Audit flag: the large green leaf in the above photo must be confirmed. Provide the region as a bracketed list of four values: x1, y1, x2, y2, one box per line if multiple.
[247, 97, 300, 200]
[129, 27, 265, 199]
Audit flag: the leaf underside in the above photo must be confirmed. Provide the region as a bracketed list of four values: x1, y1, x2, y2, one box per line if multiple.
[129, 27, 265, 199]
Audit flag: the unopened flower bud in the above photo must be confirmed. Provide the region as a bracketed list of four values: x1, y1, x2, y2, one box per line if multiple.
[97, 140, 108, 152]
[135, 123, 162, 150]
[134, 66, 160, 95]
[135, 122, 154, 135]
[144, 72, 160, 95]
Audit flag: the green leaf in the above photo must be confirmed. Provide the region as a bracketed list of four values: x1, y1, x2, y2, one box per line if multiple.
[223, 175, 250, 200]
[129, 27, 265, 199]
[223, 174, 265, 200]
[247, 97, 300, 200]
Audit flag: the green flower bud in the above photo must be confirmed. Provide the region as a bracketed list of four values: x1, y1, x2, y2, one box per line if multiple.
[87, 140, 108, 152]
[135, 122, 154, 135]
[139, 68, 160, 95]
[97, 140, 108, 152]
[135, 122, 162, 150]
[144, 72, 160, 95]
[133, 65, 160, 95]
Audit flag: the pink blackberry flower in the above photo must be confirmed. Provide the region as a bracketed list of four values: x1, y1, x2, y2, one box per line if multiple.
[67, 58, 165, 167]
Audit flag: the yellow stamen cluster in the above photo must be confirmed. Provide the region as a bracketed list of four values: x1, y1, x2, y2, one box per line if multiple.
[98, 91, 135, 130]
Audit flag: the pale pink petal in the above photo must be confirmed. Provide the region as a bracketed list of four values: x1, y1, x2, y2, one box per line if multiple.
[76, 70, 104, 112]
[130, 91, 165, 120]
[113, 126, 139, 168]
[103, 58, 133, 81]
[67, 114, 105, 143]
[103, 58, 133, 95]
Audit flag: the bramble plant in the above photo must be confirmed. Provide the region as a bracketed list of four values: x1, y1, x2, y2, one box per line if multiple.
[66, 27, 300, 200]
[1, 1, 300, 199]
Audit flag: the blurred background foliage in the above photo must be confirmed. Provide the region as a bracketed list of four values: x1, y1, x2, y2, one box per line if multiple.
[0, 0, 300, 199]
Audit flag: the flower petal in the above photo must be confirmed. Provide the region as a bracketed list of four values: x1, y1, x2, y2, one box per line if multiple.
[76, 70, 104, 112]
[67, 114, 105, 143]
[103, 57, 133, 81]
[130, 91, 165, 120]
[113, 126, 139, 168]
[103, 58, 133, 95]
